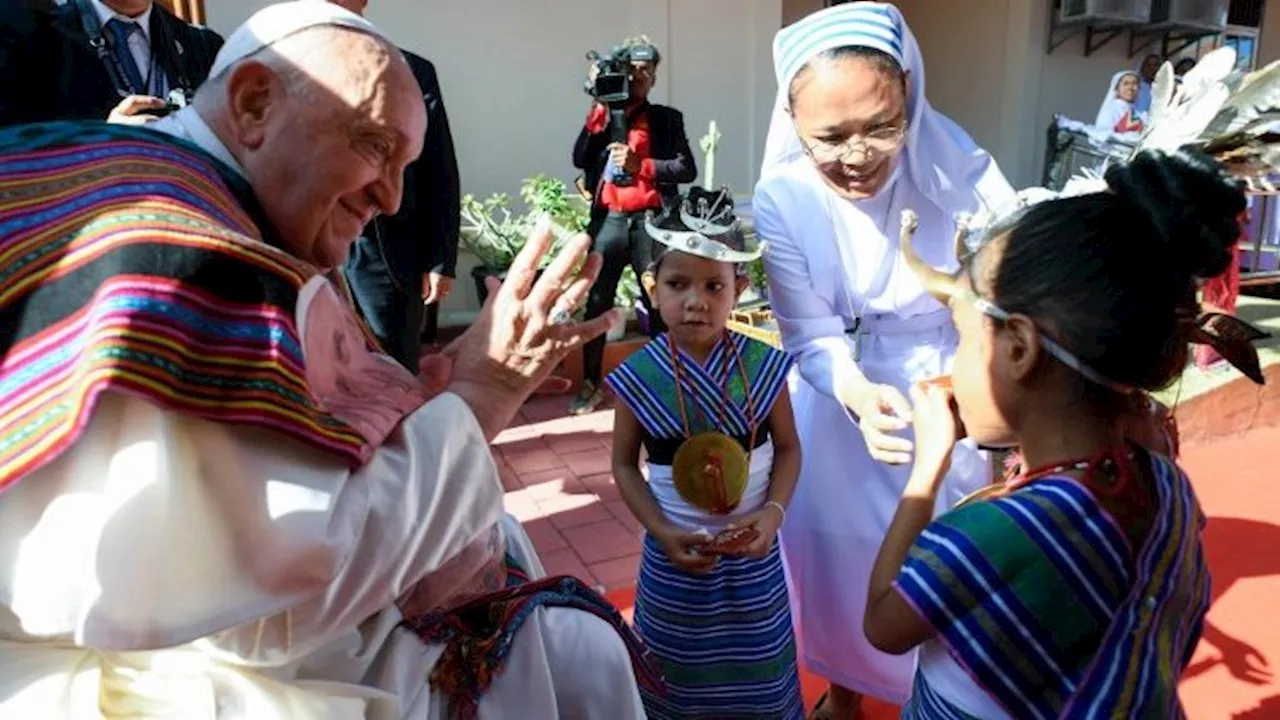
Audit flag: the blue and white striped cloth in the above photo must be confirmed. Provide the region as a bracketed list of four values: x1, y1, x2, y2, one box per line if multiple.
[772, 2, 903, 89]
[634, 534, 804, 720]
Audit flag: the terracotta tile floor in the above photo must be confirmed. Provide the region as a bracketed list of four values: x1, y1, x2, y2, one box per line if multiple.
[493, 396, 904, 716]
[495, 395, 642, 592]
[500, 393, 1280, 717]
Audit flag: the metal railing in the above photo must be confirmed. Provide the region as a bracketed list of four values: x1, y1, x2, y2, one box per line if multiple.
[1241, 189, 1280, 286]
[1041, 119, 1135, 191]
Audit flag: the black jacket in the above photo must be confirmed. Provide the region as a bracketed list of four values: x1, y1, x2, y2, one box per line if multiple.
[0, 0, 223, 126]
[573, 101, 697, 234]
[361, 50, 461, 281]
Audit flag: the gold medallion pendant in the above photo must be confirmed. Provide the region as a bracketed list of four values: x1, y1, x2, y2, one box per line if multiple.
[672, 431, 750, 515]
[665, 331, 759, 516]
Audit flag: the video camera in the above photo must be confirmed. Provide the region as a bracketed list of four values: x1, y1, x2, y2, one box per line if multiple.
[583, 42, 656, 105]
[583, 42, 657, 186]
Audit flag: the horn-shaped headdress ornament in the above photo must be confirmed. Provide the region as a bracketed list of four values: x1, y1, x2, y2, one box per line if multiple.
[898, 209, 1139, 393]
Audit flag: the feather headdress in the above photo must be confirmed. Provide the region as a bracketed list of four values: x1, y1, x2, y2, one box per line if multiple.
[957, 47, 1280, 225]
[898, 47, 1276, 386]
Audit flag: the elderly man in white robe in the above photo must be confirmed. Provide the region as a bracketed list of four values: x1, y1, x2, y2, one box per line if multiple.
[0, 3, 658, 718]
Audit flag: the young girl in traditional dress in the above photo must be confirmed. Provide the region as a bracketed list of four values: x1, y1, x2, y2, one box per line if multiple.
[605, 186, 805, 719]
[863, 148, 1262, 718]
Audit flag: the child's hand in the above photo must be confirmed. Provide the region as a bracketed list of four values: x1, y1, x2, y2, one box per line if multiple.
[654, 525, 719, 574]
[698, 525, 760, 556]
[722, 505, 784, 559]
[908, 381, 961, 482]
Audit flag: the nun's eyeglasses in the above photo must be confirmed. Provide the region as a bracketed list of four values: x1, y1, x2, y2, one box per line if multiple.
[800, 124, 907, 164]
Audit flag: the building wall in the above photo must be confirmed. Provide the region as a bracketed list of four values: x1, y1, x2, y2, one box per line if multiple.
[204, 1, 1272, 321]
[204, 0, 781, 322]
[895, 0, 1018, 177]
[782, 0, 824, 26]
[1260, 1, 1280, 62]
[892, 0, 1151, 187]
[782, 1, 1275, 188]
[907, 0, 1278, 188]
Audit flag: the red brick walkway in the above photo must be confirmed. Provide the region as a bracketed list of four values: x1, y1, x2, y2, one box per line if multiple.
[497, 395, 1280, 718]
[494, 396, 642, 592]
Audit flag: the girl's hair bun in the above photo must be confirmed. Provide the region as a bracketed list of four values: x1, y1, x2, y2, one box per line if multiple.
[1104, 148, 1245, 280]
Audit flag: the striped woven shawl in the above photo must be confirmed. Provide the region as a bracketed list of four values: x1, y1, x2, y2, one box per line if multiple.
[896, 452, 1211, 718]
[0, 121, 386, 491]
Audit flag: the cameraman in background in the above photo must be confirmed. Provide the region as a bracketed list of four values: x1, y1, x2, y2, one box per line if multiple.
[0, 0, 222, 127]
[570, 34, 696, 416]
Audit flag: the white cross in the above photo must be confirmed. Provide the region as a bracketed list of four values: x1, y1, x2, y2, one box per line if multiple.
[699, 120, 721, 189]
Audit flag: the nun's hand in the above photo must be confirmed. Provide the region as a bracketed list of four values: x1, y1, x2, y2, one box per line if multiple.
[850, 383, 914, 465]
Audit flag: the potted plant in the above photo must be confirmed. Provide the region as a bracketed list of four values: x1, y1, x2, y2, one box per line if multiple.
[746, 255, 768, 300]
[459, 175, 588, 304]
[612, 266, 642, 341]
[461, 175, 645, 319]
[521, 173, 590, 234]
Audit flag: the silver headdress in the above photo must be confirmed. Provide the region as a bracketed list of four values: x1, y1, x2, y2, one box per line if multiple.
[645, 186, 763, 264]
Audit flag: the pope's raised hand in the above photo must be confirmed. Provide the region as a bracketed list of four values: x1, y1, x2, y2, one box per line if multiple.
[444, 216, 620, 438]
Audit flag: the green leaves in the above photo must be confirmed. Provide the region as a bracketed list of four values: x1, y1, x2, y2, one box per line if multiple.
[521, 174, 590, 233]
[459, 175, 589, 270]
[458, 175, 640, 309]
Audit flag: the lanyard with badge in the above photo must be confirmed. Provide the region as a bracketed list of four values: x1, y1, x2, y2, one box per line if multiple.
[73, 0, 186, 109]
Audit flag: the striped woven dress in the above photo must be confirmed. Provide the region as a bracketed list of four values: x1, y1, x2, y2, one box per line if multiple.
[895, 451, 1211, 718]
[605, 332, 804, 720]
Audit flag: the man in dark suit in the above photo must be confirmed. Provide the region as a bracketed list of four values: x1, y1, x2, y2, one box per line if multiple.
[570, 35, 697, 415]
[0, 0, 223, 127]
[329, 0, 462, 373]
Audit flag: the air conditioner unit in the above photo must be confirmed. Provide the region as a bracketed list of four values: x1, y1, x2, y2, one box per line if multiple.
[1147, 0, 1229, 30]
[1059, 0, 1152, 25]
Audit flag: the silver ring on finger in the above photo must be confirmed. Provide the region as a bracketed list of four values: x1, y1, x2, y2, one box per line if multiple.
[549, 306, 573, 326]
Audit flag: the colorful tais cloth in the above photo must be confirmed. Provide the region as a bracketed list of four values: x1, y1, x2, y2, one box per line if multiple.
[0, 121, 401, 490]
[401, 567, 666, 720]
[0, 119, 653, 719]
[1197, 212, 1247, 370]
[634, 534, 804, 719]
[897, 452, 1211, 718]
[605, 331, 791, 443]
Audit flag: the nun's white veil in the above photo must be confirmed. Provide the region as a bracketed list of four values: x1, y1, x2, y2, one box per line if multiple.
[1095, 70, 1142, 130]
[758, 2, 1011, 217]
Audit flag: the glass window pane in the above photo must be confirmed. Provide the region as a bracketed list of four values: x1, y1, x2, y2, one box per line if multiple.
[1238, 37, 1256, 68]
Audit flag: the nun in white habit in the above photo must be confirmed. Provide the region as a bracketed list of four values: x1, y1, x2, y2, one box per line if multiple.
[1094, 70, 1146, 138]
[752, 3, 1016, 715]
